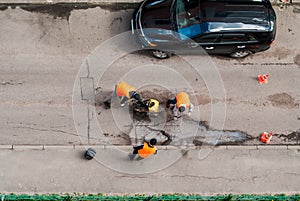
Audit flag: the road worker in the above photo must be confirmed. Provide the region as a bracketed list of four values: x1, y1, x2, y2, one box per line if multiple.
[129, 138, 157, 160]
[167, 92, 194, 120]
[104, 81, 141, 109]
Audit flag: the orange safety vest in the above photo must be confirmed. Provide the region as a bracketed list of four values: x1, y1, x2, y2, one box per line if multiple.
[176, 92, 190, 109]
[138, 142, 157, 158]
[116, 81, 136, 98]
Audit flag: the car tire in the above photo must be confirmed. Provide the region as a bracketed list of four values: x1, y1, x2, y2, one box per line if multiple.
[230, 51, 252, 58]
[152, 50, 170, 59]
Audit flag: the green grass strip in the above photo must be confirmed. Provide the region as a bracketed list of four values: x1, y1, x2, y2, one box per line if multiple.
[0, 194, 299, 201]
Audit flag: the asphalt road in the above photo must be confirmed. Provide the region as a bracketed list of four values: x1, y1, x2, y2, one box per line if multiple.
[0, 2, 299, 195]
[0, 3, 299, 146]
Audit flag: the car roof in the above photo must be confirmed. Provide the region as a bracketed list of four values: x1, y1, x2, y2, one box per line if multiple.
[199, 0, 270, 23]
[177, 0, 272, 39]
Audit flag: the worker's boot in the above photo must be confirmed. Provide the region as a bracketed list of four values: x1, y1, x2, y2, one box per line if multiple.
[128, 153, 136, 160]
[103, 101, 111, 109]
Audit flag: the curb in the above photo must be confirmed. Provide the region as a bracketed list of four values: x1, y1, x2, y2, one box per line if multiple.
[0, 144, 299, 150]
[0, 145, 13, 150]
[12, 145, 44, 150]
[257, 145, 289, 150]
[287, 145, 300, 150]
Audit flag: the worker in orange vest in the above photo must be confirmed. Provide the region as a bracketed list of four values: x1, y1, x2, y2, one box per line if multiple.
[104, 81, 141, 109]
[129, 138, 157, 160]
[167, 92, 194, 120]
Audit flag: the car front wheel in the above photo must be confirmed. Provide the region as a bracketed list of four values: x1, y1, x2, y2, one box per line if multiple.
[152, 50, 170, 59]
[230, 51, 251, 58]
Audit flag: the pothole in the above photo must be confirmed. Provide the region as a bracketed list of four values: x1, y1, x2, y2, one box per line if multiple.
[274, 130, 300, 144]
[128, 118, 254, 146]
[268, 93, 298, 109]
[139, 89, 174, 104]
[193, 122, 253, 146]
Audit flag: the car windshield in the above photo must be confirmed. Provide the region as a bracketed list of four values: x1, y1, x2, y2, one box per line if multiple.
[175, 0, 201, 39]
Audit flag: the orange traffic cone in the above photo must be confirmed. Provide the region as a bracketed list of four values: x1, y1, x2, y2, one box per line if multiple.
[260, 131, 273, 144]
[258, 74, 269, 84]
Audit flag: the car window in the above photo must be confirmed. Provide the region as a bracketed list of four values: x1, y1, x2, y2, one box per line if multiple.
[176, 0, 202, 39]
[194, 34, 222, 43]
[220, 33, 257, 43]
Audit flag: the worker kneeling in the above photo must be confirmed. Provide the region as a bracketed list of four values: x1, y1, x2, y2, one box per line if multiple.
[132, 98, 160, 119]
[104, 81, 141, 109]
[167, 92, 194, 120]
[129, 138, 157, 160]
[142, 99, 160, 115]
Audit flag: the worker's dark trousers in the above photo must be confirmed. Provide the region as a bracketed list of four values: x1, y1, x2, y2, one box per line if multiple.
[129, 148, 143, 160]
[105, 85, 129, 105]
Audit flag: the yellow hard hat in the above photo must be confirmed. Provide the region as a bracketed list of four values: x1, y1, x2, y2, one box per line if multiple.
[148, 99, 159, 113]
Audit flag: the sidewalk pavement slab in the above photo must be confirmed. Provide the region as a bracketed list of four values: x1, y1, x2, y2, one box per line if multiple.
[12, 145, 44, 150]
[43, 145, 75, 150]
[0, 147, 299, 194]
[226, 145, 257, 150]
[257, 145, 288, 150]
[287, 145, 300, 150]
[0, 145, 13, 150]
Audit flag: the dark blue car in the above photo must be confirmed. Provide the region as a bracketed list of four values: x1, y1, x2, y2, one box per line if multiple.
[131, 0, 276, 58]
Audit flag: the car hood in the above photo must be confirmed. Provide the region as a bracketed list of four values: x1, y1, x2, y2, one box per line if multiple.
[140, 0, 173, 30]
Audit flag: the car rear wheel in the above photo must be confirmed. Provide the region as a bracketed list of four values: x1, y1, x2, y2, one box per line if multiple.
[152, 50, 170, 59]
[230, 51, 251, 58]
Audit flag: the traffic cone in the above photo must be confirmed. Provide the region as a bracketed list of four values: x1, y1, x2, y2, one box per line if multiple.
[258, 74, 269, 84]
[260, 131, 273, 144]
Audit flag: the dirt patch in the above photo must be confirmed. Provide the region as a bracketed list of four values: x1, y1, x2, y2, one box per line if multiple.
[294, 54, 300, 66]
[17, 3, 138, 20]
[272, 47, 291, 60]
[293, 6, 300, 14]
[139, 89, 174, 104]
[268, 93, 298, 109]
[95, 89, 112, 107]
[196, 95, 211, 105]
[103, 132, 131, 145]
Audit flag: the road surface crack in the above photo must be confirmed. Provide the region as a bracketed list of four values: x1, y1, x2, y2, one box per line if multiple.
[0, 80, 24, 86]
[13, 125, 77, 136]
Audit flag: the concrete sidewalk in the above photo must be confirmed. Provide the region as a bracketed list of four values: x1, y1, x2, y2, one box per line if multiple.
[0, 145, 299, 194]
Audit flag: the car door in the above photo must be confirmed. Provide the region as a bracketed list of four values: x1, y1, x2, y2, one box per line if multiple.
[191, 33, 223, 54]
[217, 33, 259, 54]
